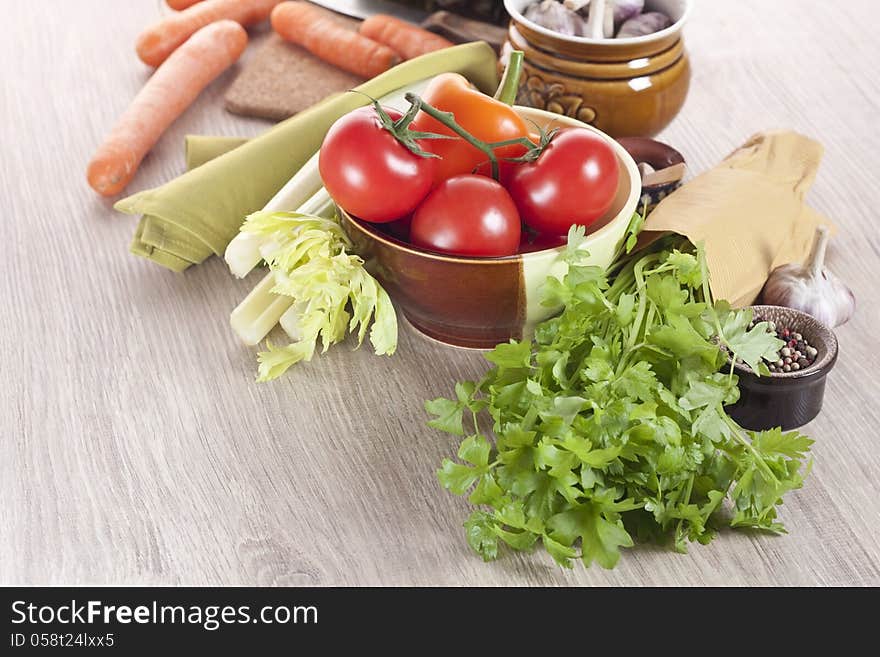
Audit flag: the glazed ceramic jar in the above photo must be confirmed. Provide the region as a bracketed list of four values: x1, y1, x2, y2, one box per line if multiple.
[503, 0, 693, 137]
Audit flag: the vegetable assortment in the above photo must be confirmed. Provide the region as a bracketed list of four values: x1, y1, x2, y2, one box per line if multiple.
[318, 54, 620, 258]
[210, 40, 825, 569]
[87, 1, 464, 197]
[431, 231, 813, 568]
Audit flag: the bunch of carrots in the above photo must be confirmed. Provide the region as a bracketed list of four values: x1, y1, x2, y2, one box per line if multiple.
[88, 0, 454, 197]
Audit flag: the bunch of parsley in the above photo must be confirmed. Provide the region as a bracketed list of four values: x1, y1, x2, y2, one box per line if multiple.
[430, 228, 812, 569]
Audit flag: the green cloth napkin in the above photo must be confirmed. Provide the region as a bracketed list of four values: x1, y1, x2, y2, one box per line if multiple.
[185, 135, 248, 170]
[115, 42, 499, 272]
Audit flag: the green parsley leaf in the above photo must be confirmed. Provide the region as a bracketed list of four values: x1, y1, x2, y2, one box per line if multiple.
[547, 503, 634, 569]
[425, 397, 466, 436]
[485, 340, 533, 369]
[464, 512, 499, 562]
[430, 234, 812, 569]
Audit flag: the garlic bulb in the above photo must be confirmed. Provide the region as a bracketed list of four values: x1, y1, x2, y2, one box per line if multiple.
[761, 225, 855, 328]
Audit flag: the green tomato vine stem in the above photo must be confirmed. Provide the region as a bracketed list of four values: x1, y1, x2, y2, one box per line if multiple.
[404, 93, 502, 180]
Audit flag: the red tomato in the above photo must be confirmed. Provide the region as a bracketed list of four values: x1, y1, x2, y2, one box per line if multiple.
[410, 175, 521, 257]
[319, 106, 435, 223]
[506, 128, 619, 236]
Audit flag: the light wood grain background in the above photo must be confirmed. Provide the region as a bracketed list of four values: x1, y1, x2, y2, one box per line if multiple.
[2, 0, 879, 586]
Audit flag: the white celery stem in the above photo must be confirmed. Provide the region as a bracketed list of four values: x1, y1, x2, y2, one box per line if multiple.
[225, 232, 265, 279]
[279, 303, 306, 341]
[230, 273, 293, 346]
[224, 151, 324, 278]
[299, 187, 333, 216]
[258, 189, 335, 264]
[231, 189, 335, 345]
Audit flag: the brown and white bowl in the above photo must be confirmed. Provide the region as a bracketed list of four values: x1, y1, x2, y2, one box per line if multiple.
[339, 106, 641, 349]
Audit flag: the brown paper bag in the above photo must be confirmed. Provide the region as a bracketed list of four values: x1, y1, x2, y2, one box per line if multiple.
[641, 131, 836, 307]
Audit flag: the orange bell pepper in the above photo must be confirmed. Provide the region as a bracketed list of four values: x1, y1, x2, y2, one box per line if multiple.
[411, 73, 531, 186]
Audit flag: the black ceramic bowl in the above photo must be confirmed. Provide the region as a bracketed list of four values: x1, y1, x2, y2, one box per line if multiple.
[615, 137, 685, 211]
[726, 305, 839, 431]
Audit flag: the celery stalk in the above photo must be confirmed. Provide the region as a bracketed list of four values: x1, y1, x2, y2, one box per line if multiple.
[279, 303, 306, 341]
[224, 151, 324, 278]
[229, 79, 432, 358]
[230, 273, 293, 346]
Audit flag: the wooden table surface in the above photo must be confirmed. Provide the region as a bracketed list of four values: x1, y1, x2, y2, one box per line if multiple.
[3, 0, 879, 586]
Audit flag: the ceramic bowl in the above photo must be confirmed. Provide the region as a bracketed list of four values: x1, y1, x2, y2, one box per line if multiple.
[726, 305, 839, 431]
[339, 106, 641, 349]
[503, 0, 693, 137]
[616, 137, 686, 211]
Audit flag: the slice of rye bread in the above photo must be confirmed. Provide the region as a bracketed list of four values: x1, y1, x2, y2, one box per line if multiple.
[224, 12, 504, 122]
[225, 20, 364, 122]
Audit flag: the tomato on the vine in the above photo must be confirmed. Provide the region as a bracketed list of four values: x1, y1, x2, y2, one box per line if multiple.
[410, 175, 521, 257]
[506, 128, 619, 236]
[411, 73, 531, 186]
[319, 105, 435, 224]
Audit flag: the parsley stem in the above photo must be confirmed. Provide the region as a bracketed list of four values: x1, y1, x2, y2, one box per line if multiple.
[720, 409, 780, 484]
[626, 253, 661, 351]
[675, 475, 695, 542]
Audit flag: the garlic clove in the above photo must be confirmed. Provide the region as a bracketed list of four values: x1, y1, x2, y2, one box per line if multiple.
[761, 225, 856, 328]
[564, 0, 592, 13]
[616, 11, 672, 38]
[526, 0, 589, 37]
[604, 2, 616, 37]
[611, 0, 645, 27]
[587, 0, 607, 39]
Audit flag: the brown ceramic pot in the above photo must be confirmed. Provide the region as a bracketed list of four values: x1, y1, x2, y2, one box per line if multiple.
[503, 0, 693, 137]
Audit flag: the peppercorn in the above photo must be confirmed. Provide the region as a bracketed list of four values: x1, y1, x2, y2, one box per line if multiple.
[746, 316, 819, 375]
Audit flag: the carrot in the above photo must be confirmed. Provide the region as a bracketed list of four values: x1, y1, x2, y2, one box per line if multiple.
[359, 14, 454, 60]
[88, 21, 248, 197]
[165, 0, 202, 11]
[137, 0, 278, 67]
[166, 0, 204, 10]
[271, 1, 400, 79]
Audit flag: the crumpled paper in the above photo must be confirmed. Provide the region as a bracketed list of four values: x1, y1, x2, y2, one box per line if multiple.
[640, 130, 836, 307]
